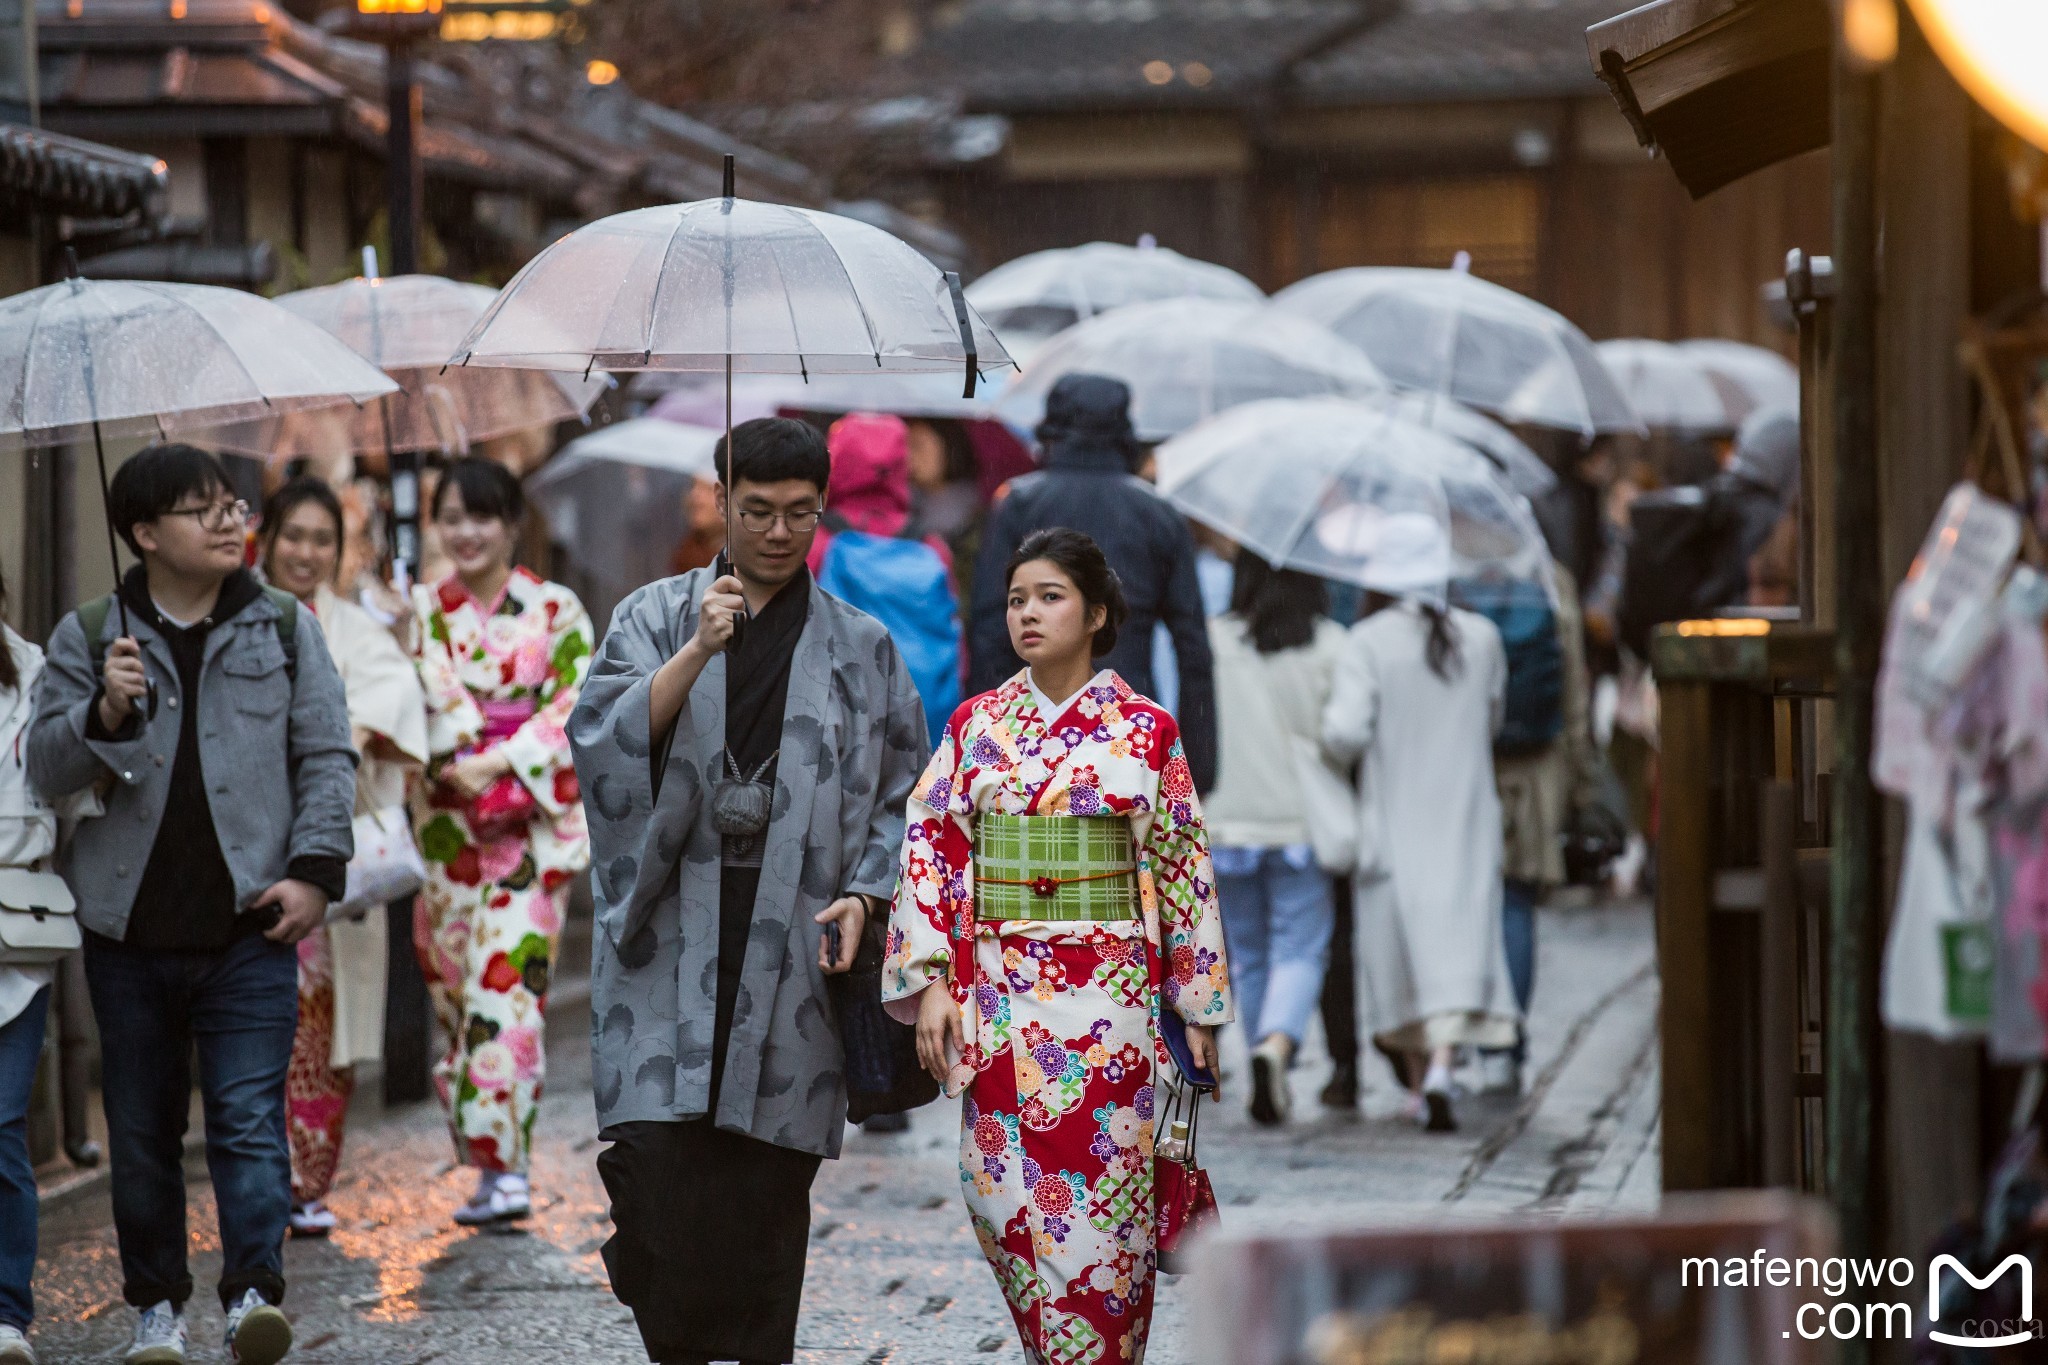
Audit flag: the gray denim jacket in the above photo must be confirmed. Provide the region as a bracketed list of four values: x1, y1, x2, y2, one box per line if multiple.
[26, 589, 357, 941]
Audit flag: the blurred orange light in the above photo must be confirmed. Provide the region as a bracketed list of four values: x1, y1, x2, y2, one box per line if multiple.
[357, 0, 441, 15]
[1909, 0, 2048, 151]
[585, 59, 619, 85]
[169, 0, 187, 18]
[1182, 61, 1212, 87]
[1142, 60, 1173, 85]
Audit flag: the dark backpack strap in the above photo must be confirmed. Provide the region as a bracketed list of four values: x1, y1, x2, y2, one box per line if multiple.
[260, 586, 299, 680]
[76, 594, 115, 677]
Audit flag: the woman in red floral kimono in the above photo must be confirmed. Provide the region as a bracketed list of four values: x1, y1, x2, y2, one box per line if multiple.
[886, 528, 1229, 1365]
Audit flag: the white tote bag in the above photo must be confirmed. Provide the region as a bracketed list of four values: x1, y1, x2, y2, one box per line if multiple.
[0, 868, 81, 965]
[1290, 736, 1360, 876]
[332, 805, 427, 922]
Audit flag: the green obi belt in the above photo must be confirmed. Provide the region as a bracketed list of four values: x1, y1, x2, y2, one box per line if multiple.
[974, 813, 1139, 923]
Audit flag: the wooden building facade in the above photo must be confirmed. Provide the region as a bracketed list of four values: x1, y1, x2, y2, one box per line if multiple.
[906, 0, 1832, 349]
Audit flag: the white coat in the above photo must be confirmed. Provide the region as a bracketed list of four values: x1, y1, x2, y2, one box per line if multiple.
[1323, 602, 1519, 1052]
[314, 585, 429, 1070]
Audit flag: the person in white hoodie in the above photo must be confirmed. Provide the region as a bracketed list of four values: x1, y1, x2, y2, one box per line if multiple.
[1203, 553, 1347, 1126]
[0, 563, 86, 1365]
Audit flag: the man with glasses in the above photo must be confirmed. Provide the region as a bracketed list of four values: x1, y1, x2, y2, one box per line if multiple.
[29, 443, 355, 1365]
[572, 417, 931, 1365]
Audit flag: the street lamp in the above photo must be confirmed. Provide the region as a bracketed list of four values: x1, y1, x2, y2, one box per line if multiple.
[1905, 0, 2048, 150]
[344, 0, 441, 277]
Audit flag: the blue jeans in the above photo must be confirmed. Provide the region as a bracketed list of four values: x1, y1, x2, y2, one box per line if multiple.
[1500, 879, 1539, 1064]
[0, 986, 50, 1331]
[85, 931, 297, 1311]
[1214, 845, 1334, 1046]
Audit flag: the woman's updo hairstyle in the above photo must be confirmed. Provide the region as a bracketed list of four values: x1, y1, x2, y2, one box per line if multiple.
[1006, 527, 1128, 658]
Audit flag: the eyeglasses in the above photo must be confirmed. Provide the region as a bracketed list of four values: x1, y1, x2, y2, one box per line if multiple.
[161, 499, 251, 533]
[735, 506, 823, 535]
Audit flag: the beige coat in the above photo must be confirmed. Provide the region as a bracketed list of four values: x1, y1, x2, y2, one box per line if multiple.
[1203, 615, 1348, 849]
[1494, 566, 1598, 889]
[316, 585, 429, 1070]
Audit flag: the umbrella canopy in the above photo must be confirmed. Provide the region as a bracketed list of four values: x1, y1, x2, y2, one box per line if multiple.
[727, 369, 1003, 422]
[205, 275, 606, 458]
[451, 196, 1012, 377]
[1677, 337, 1799, 419]
[966, 241, 1262, 357]
[1270, 267, 1638, 437]
[531, 417, 718, 484]
[1569, 337, 1742, 433]
[995, 299, 1387, 443]
[1369, 390, 1556, 498]
[1155, 397, 1550, 597]
[0, 276, 397, 450]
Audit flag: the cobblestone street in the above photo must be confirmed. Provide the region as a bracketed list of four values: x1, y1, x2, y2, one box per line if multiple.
[27, 901, 1657, 1364]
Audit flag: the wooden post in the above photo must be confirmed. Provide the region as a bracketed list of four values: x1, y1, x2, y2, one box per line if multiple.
[1825, 28, 1885, 1357]
[1659, 677, 1716, 1190]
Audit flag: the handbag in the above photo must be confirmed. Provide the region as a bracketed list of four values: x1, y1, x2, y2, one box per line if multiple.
[465, 776, 538, 843]
[332, 805, 427, 923]
[1154, 1076, 1219, 1274]
[829, 903, 941, 1123]
[460, 699, 539, 842]
[1290, 735, 1359, 875]
[0, 867, 81, 966]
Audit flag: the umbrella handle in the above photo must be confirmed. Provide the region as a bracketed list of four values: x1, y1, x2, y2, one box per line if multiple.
[712, 549, 750, 654]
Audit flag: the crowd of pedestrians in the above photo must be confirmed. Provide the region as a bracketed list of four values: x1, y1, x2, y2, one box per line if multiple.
[0, 359, 1791, 1365]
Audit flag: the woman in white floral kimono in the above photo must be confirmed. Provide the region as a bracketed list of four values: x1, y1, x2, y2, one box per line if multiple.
[886, 529, 1229, 1365]
[409, 458, 591, 1226]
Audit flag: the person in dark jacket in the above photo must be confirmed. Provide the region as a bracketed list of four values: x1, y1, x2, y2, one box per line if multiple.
[1695, 405, 1799, 611]
[968, 373, 1218, 791]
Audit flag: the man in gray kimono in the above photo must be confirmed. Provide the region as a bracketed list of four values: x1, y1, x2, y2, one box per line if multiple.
[569, 417, 930, 1365]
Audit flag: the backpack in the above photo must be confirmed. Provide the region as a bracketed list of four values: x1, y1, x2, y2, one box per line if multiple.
[1615, 482, 1739, 658]
[78, 587, 299, 681]
[1450, 576, 1563, 756]
[816, 526, 961, 749]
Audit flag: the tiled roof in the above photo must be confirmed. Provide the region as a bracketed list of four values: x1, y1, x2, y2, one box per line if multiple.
[918, 0, 1384, 110]
[1293, 0, 1625, 103]
[917, 0, 1622, 110]
[0, 121, 165, 218]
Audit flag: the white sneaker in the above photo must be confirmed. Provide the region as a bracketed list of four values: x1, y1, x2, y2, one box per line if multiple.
[224, 1288, 291, 1365]
[124, 1301, 185, 1364]
[288, 1201, 337, 1238]
[1421, 1060, 1458, 1133]
[1248, 1034, 1293, 1127]
[453, 1171, 531, 1226]
[0, 1323, 36, 1364]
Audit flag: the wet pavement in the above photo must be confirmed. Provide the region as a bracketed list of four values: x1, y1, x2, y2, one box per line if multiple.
[27, 900, 1657, 1364]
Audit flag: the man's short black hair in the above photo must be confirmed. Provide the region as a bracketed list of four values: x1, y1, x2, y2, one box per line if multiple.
[431, 455, 525, 525]
[713, 417, 830, 494]
[107, 443, 231, 557]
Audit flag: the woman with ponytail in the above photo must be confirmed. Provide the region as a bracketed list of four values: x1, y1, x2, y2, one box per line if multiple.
[1321, 517, 1518, 1133]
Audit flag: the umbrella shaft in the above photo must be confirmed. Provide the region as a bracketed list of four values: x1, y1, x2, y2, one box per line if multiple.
[89, 419, 131, 637]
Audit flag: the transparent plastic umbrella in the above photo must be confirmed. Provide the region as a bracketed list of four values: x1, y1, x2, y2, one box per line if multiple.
[966, 240, 1262, 359]
[204, 275, 606, 459]
[0, 275, 397, 450]
[726, 368, 1005, 421]
[994, 299, 1387, 443]
[1270, 267, 1638, 437]
[1154, 397, 1550, 599]
[450, 197, 1010, 379]
[1676, 338, 1799, 420]
[1367, 390, 1556, 498]
[0, 271, 397, 647]
[532, 417, 718, 483]
[1573, 337, 1742, 433]
[451, 161, 1011, 594]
